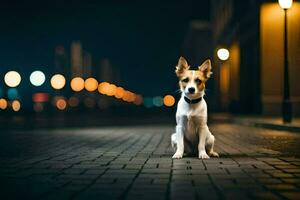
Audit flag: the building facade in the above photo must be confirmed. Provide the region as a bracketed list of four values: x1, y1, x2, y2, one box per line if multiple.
[211, 0, 300, 116]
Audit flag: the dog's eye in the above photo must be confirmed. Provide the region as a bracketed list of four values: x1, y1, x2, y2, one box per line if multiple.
[182, 78, 189, 83]
[195, 78, 202, 84]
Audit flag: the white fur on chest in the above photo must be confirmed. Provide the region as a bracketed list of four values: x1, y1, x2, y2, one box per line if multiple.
[176, 96, 208, 142]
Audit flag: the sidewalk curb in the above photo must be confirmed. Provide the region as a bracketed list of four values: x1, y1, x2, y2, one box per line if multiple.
[211, 116, 300, 133]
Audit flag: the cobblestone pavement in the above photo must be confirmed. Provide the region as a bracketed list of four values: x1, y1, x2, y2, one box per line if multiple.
[1, 123, 300, 200]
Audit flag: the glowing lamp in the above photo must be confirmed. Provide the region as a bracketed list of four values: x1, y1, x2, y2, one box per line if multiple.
[217, 48, 230, 61]
[51, 74, 66, 89]
[163, 95, 175, 107]
[4, 71, 21, 87]
[30, 71, 45, 86]
[70, 77, 84, 92]
[84, 78, 98, 92]
[279, 0, 293, 9]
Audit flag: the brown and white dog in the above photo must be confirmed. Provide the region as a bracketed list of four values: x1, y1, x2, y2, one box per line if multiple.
[171, 57, 219, 159]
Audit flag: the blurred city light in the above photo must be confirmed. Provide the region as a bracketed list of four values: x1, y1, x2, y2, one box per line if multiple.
[12, 100, 21, 111]
[98, 82, 110, 95]
[71, 77, 85, 92]
[7, 88, 18, 100]
[32, 93, 49, 103]
[4, 71, 21, 87]
[153, 96, 163, 107]
[217, 48, 230, 61]
[163, 95, 175, 107]
[29, 71, 45, 86]
[33, 103, 44, 112]
[143, 97, 154, 108]
[68, 96, 79, 107]
[51, 74, 66, 90]
[54, 97, 67, 110]
[106, 84, 117, 96]
[114, 87, 125, 99]
[133, 95, 143, 105]
[84, 78, 98, 92]
[279, 0, 293, 9]
[0, 98, 8, 110]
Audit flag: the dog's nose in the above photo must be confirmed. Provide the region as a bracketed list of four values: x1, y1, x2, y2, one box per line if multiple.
[188, 87, 195, 94]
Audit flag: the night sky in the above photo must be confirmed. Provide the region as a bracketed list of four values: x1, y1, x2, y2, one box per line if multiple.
[0, 0, 210, 97]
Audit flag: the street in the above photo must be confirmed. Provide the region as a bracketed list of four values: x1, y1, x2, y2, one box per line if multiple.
[1, 122, 300, 200]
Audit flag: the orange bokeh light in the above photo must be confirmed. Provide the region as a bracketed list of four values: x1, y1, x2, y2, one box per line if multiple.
[12, 100, 21, 111]
[0, 98, 8, 110]
[70, 77, 84, 92]
[163, 95, 175, 107]
[106, 84, 117, 96]
[98, 82, 110, 94]
[84, 78, 98, 92]
[114, 87, 125, 99]
[56, 99, 67, 110]
[134, 95, 143, 105]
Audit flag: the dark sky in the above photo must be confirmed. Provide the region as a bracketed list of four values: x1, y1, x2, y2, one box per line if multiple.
[0, 0, 210, 96]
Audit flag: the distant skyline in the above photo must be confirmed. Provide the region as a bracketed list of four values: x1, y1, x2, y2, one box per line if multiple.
[0, 1, 210, 96]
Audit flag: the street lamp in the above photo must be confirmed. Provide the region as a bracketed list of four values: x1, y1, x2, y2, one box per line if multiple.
[279, 0, 293, 123]
[217, 48, 230, 61]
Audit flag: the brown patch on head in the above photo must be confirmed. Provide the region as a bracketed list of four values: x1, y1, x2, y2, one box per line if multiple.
[198, 59, 212, 79]
[175, 58, 213, 94]
[175, 56, 189, 77]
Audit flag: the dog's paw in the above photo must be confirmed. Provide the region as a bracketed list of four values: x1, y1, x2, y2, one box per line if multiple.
[209, 151, 219, 157]
[172, 152, 183, 159]
[199, 151, 210, 159]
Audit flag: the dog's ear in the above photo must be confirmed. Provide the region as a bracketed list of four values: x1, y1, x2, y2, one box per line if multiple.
[198, 59, 212, 79]
[175, 57, 189, 77]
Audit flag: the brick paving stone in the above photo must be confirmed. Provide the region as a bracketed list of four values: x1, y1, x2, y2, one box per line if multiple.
[1, 124, 300, 200]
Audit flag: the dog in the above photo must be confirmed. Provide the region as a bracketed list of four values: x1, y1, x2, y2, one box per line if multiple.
[171, 57, 219, 159]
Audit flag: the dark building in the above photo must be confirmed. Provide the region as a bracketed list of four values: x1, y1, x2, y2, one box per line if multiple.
[210, 0, 300, 116]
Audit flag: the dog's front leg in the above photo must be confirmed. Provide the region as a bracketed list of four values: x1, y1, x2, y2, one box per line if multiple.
[198, 126, 210, 159]
[172, 125, 184, 159]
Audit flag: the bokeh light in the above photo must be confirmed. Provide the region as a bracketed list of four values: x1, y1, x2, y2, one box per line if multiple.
[56, 99, 67, 110]
[217, 48, 230, 61]
[7, 88, 18, 100]
[153, 96, 163, 107]
[134, 95, 143, 105]
[98, 82, 110, 94]
[114, 87, 125, 99]
[0, 98, 8, 110]
[33, 103, 44, 112]
[12, 100, 21, 112]
[4, 71, 21, 87]
[84, 78, 98, 92]
[32, 93, 49, 103]
[163, 95, 175, 107]
[143, 97, 154, 108]
[68, 96, 79, 107]
[71, 77, 84, 92]
[51, 74, 66, 90]
[30, 71, 45, 86]
[106, 84, 117, 96]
